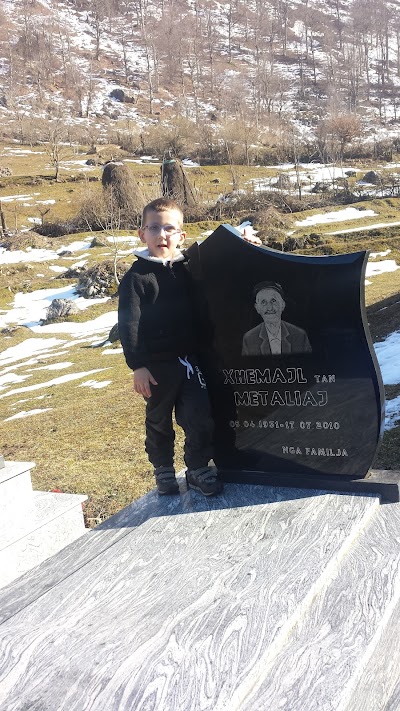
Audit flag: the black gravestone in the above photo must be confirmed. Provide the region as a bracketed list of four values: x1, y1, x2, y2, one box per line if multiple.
[187, 224, 393, 497]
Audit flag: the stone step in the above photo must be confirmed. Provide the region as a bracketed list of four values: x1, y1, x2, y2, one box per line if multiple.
[0, 461, 35, 524]
[0, 485, 383, 710]
[0, 490, 87, 590]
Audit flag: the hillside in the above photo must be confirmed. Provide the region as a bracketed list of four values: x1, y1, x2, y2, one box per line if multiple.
[0, 0, 400, 163]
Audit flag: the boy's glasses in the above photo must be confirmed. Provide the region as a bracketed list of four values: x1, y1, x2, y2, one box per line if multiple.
[143, 224, 182, 236]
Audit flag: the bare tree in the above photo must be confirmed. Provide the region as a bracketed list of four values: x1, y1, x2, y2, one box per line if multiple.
[41, 112, 73, 181]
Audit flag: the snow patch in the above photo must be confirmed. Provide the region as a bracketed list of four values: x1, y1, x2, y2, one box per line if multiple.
[4, 408, 53, 422]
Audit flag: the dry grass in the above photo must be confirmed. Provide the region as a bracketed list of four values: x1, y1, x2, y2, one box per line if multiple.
[1, 309, 188, 527]
[290, 197, 400, 240]
[1, 331, 186, 526]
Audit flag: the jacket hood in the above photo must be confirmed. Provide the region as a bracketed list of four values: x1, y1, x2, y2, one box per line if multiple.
[132, 246, 185, 265]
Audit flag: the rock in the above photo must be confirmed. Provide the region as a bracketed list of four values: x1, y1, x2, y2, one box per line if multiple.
[90, 236, 108, 247]
[1, 326, 21, 336]
[108, 322, 119, 342]
[0, 166, 12, 177]
[60, 266, 86, 279]
[76, 260, 129, 298]
[283, 236, 308, 252]
[110, 88, 136, 104]
[45, 298, 79, 322]
[91, 322, 120, 348]
[345, 170, 357, 177]
[359, 170, 381, 185]
[211, 178, 220, 184]
[311, 181, 330, 193]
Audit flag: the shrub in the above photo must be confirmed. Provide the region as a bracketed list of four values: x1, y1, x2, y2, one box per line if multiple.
[1, 233, 53, 250]
[35, 222, 78, 237]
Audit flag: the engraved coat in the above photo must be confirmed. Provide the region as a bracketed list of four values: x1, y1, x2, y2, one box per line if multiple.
[242, 320, 312, 356]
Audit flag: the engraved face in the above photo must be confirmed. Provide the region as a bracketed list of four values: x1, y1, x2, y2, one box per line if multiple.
[254, 288, 285, 323]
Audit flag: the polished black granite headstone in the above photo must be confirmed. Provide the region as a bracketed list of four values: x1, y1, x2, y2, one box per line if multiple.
[187, 224, 385, 487]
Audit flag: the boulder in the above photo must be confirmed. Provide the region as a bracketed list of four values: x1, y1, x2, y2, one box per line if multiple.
[359, 170, 380, 185]
[311, 181, 330, 193]
[1, 326, 21, 336]
[91, 322, 120, 348]
[108, 322, 120, 343]
[60, 266, 86, 279]
[76, 260, 130, 298]
[110, 88, 135, 104]
[90, 236, 108, 247]
[283, 236, 308, 252]
[45, 298, 79, 322]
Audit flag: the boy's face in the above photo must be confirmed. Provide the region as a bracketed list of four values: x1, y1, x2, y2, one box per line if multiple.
[139, 208, 186, 260]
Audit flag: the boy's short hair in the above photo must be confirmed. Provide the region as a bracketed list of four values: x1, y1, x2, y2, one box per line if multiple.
[142, 198, 184, 226]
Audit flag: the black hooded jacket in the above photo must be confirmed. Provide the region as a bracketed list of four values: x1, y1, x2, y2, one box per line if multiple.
[118, 248, 210, 371]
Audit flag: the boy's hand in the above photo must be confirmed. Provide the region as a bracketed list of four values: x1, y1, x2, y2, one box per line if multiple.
[133, 367, 158, 398]
[242, 226, 262, 245]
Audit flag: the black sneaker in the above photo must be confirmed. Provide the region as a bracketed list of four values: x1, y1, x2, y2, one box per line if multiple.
[154, 467, 179, 495]
[186, 466, 223, 496]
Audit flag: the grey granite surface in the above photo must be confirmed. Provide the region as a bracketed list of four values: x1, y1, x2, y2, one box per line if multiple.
[343, 577, 400, 711]
[242, 502, 400, 711]
[0, 477, 328, 623]
[0, 482, 381, 711]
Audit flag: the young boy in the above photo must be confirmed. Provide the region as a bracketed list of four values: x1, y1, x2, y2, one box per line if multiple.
[118, 197, 223, 496]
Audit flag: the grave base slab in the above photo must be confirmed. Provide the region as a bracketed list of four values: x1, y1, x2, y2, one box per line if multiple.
[218, 468, 400, 502]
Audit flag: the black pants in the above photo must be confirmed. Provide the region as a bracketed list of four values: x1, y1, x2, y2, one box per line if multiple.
[145, 357, 214, 470]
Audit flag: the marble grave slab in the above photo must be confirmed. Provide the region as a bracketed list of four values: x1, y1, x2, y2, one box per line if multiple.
[0, 484, 381, 711]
